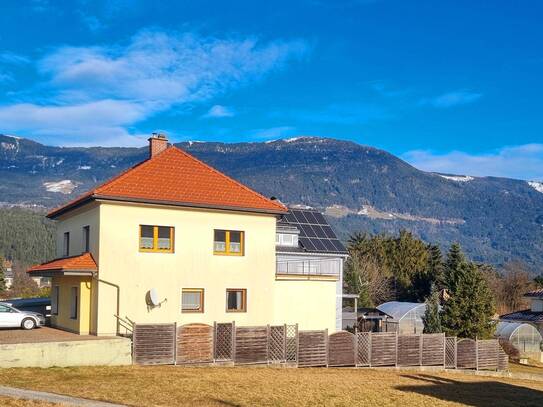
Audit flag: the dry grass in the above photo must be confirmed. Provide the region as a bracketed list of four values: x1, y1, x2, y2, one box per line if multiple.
[0, 366, 543, 406]
[0, 397, 57, 406]
[510, 361, 543, 376]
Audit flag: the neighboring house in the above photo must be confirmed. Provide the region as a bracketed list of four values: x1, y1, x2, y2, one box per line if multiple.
[500, 288, 543, 337]
[275, 208, 348, 331]
[28, 134, 344, 336]
[3, 259, 13, 289]
[376, 301, 427, 334]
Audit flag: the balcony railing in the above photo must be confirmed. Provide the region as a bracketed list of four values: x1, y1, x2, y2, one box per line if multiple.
[276, 258, 341, 277]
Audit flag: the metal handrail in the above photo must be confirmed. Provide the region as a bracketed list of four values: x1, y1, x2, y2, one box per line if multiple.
[276, 258, 340, 276]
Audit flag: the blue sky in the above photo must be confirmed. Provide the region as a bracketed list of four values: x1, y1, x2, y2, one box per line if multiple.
[0, 0, 542, 180]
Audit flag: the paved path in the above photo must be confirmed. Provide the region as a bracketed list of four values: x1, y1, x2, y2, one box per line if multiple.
[0, 385, 126, 406]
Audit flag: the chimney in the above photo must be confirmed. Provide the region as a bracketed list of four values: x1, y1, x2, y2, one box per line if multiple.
[148, 133, 168, 158]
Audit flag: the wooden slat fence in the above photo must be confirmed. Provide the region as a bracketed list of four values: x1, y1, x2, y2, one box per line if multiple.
[456, 338, 477, 369]
[422, 334, 445, 366]
[131, 322, 508, 371]
[133, 323, 176, 365]
[370, 332, 397, 366]
[477, 339, 499, 371]
[298, 330, 328, 367]
[176, 323, 214, 364]
[234, 326, 269, 365]
[328, 331, 356, 367]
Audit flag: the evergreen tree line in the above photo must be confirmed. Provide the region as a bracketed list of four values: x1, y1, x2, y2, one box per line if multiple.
[344, 230, 539, 339]
[0, 208, 55, 266]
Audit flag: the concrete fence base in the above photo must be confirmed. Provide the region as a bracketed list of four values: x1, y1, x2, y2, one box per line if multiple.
[0, 338, 132, 368]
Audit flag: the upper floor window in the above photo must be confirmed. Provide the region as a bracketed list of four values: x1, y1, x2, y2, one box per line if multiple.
[82, 226, 90, 253]
[63, 232, 70, 257]
[139, 225, 174, 253]
[214, 230, 244, 256]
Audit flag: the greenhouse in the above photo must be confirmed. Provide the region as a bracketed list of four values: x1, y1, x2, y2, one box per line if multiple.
[376, 302, 426, 334]
[496, 321, 542, 353]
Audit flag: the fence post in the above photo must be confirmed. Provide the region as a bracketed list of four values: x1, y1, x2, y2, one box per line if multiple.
[325, 328, 329, 368]
[173, 322, 177, 365]
[454, 337, 457, 369]
[232, 321, 236, 364]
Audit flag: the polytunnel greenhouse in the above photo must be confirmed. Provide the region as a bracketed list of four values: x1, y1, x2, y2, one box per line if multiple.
[496, 321, 542, 353]
[376, 302, 426, 334]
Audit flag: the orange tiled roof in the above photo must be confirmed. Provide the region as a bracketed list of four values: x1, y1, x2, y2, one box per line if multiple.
[48, 146, 287, 218]
[28, 252, 97, 273]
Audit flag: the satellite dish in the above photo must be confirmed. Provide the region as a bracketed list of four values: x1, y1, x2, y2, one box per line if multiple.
[149, 288, 160, 307]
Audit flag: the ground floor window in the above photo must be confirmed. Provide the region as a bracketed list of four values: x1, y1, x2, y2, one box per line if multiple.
[70, 286, 78, 320]
[51, 285, 59, 315]
[181, 289, 204, 313]
[226, 289, 247, 312]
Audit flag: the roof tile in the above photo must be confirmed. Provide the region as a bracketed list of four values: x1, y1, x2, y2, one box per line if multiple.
[28, 253, 97, 273]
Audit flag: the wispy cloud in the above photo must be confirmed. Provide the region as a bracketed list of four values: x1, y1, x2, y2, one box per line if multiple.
[0, 29, 308, 146]
[202, 105, 235, 118]
[402, 144, 543, 181]
[419, 90, 482, 108]
[248, 126, 296, 140]
[0, 52, 31, 65]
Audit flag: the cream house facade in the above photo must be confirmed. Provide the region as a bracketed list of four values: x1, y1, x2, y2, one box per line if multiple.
[29, 135, 345, 336]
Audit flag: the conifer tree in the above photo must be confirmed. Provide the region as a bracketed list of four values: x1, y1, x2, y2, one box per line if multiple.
[441, 245, 496, 338]
[427, 244, 445, 288]
[423, 283, 442, 333]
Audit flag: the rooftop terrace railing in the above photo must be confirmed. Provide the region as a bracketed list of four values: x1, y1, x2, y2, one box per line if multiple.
[276, 258, 341, 277]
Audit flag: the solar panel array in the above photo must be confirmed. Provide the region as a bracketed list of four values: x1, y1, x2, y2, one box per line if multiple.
[282, 209, 347, 254]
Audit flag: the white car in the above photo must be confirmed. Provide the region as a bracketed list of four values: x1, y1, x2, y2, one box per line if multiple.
[0, 302, 45, 330]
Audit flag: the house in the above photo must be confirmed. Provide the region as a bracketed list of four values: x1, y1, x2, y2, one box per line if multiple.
[275, 208, 348, 331]
[500, 288, 543, 339]
[376, 301, 427, 334]
[28, 134, 344, 336]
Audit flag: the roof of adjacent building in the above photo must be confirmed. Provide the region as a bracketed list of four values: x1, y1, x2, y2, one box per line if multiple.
[27, 252, 97, 274]
[525, 289, 543, 298]
[500, 309, 543, 323]
[48, 146, 287, 219]
[277, 208, 348, 255]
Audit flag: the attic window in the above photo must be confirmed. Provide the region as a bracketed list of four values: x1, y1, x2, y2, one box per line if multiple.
[139, 225, 174, 253]
[276, 233, 298, 247]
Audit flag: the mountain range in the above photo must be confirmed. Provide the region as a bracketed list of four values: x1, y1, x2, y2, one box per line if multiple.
[1, 134, 542, 272]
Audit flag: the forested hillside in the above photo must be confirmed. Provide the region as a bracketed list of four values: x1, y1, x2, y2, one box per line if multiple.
[1, 134, 542, 272]
[0, 208, 55, 266]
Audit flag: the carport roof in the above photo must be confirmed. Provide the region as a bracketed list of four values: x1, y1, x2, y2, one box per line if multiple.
[27, 252, 97, 276]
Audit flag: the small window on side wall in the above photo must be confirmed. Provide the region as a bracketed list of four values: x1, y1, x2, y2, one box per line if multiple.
[51, 286, 59, 315]
[214, 230, 244, 256]
[83, 225, 90, 253]
[139, 225, 174, 253]
[181, 289, 204, 313]
[63, 232, 70, 257]
[226, 289, 247, 312]
[70, 286, 78, 320]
